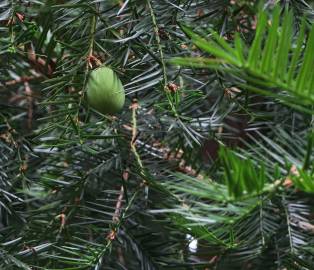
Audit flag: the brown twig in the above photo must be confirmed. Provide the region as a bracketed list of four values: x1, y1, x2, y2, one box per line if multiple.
[112, 170, 129, 223]
[24, 81, 33, 129]
[113, 185, 125, 223]
[109, 100, 141, 233]
[130, 100, 139, 146]
[123, 119, 201, 178]
[27, 47, 55, 77]
[3, 75, 41, 87]
[0, 117, 18, 147]
[129, 99, 147, 184]
[108, 170, 129, 241]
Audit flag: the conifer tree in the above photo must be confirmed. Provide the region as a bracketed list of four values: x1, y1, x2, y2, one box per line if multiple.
[0, 0, 313, 269]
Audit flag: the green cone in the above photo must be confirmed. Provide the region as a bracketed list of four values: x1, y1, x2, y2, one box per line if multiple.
[87, 66, 125, 114]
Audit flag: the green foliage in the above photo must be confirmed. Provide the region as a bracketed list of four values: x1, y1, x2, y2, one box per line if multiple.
[291, 168, 314, 192]
[173, 6, 314, 112]
[1, 0, 314, 270]
[219, 147, 266, 198]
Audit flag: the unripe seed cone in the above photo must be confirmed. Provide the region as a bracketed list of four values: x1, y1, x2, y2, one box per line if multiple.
[87, 67, 125, 114]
